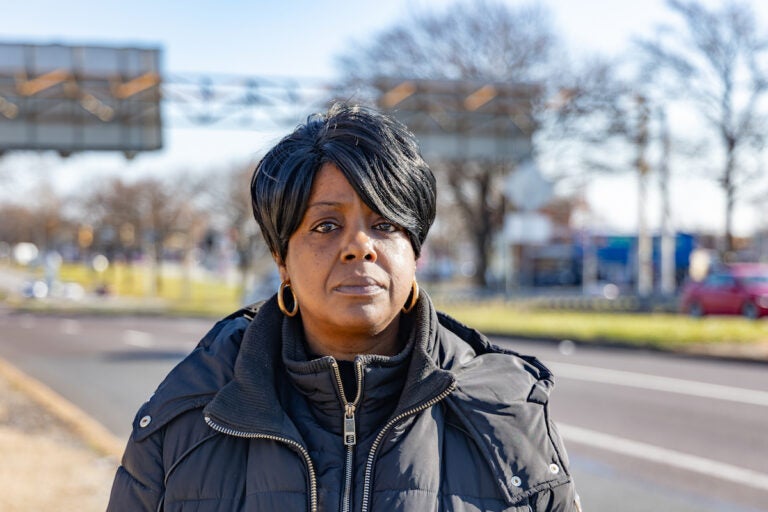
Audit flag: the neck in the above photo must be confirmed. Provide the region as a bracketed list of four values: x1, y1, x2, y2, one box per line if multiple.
[303, 317, 402, 361]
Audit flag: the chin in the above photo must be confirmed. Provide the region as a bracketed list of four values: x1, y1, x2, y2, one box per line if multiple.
[337, 304, 398, 333]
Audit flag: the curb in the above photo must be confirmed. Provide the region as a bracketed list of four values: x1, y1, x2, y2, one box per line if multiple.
[0, 356, 125, 460]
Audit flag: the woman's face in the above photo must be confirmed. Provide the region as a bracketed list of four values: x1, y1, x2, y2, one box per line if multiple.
[278, 163, 416, 350]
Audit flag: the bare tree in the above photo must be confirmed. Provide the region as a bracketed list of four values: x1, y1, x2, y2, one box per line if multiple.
[334, 0, 562, 286]
[0, 204, 36, 245]
[83, 178, 144, 258]
[0, 202, 70, 249]
[336, 1, 557, 90]
[539, 57, 639, 177]
[637, 0, 768, 253]
[200, 163, 271, 300]
[83, 176, 203, 294]
[547, 57, 667, 295]
[0, 183, 78, 252]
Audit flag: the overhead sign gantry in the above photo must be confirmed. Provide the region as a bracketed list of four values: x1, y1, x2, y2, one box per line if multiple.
[0, 42, 162, 159]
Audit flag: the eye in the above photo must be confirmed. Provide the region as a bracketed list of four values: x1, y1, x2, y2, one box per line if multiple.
[374, 221, 399, 233]
[311, 221, 339, 233]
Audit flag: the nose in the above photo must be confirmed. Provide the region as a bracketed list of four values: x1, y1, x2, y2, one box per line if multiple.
[342, 228, 377, 262]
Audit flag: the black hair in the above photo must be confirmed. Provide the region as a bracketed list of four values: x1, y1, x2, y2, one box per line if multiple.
[250, 103, 436, 261]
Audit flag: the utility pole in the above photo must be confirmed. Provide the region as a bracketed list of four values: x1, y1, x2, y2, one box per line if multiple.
[635, 94, 653, 300]
[658, 108, 676, 296]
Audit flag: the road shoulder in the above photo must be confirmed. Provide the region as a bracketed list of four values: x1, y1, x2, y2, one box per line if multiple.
[0, 356, 120, 511]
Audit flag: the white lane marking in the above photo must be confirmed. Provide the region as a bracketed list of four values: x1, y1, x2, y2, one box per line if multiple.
[549, 362, 768, 407]
[122, 330, 155, 347]
[559, 422, 768, 492]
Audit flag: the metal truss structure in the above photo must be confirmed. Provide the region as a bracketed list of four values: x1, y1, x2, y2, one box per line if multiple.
[161, 73, 332, 130]
[0, 42, 538, 162]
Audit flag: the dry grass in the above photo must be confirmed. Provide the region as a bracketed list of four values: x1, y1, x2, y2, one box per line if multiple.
[0, 370, 118, 511]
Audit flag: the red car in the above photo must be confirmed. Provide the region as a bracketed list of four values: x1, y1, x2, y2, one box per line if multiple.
[680, 263, 768, 319]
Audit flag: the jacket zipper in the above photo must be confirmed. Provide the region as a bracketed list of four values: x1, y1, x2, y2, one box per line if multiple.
[360, 381, 457, 512]
[331, 359, 364, 512]
[204, 416, 318, 512]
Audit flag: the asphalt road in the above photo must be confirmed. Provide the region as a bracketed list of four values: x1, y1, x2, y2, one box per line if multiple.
[0, 309, 766, 512]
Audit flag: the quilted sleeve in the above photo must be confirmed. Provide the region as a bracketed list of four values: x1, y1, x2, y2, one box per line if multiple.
[106, 415, 165, 511]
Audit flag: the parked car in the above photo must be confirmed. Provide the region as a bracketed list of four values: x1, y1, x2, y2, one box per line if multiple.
[680, 263, 768, 319]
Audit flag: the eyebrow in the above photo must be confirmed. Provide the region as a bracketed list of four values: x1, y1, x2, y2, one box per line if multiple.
[306, 201, 343, 209]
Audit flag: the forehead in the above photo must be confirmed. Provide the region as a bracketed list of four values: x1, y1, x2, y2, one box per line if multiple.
[308, 163, 357, 203]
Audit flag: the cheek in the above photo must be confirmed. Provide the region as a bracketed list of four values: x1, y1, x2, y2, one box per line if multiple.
[386, 241, 417, 289]
[284, 242, 329, 291]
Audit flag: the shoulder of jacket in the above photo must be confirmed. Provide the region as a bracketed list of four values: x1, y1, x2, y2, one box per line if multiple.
[436, 310, 553, 402]
[435, 313, 573, 506]
[131, 303, 262, 442]
[442, 367, 570, 506]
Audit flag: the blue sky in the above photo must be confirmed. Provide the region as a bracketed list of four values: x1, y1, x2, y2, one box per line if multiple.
[2, 0, 671, 77]
[2, 0, 764, 236]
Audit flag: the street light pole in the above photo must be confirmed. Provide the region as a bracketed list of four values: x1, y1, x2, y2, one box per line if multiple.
[658, 107, 676, 296]
[635, 94, 653, 299]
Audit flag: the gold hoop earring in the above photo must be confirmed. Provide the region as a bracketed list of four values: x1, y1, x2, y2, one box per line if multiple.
[402, 280, 419, 314]
[277, 280, 299, 317]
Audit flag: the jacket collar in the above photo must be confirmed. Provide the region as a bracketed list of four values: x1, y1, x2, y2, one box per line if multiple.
[281, 314, 414, 436]
[204, 293, 455, 437]
[203, 297, 287, 436]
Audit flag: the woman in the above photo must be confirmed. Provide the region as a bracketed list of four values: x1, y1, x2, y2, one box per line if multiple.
[107, 103, 581, 511]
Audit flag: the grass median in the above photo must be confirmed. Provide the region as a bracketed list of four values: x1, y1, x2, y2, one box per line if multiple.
[9, 263, 768, 352]
[436, 300, 768, 349]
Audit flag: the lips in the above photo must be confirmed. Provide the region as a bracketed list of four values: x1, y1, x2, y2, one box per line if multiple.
[334, 276, 386, 295]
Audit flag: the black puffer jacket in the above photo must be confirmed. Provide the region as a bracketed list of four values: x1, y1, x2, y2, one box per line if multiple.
[107, 293, 579, 511]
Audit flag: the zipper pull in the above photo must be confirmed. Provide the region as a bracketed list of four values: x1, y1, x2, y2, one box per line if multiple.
[344, 403, 356, 446]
